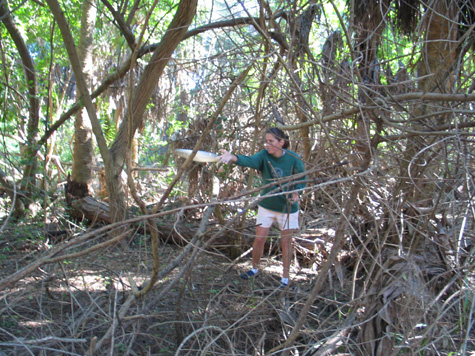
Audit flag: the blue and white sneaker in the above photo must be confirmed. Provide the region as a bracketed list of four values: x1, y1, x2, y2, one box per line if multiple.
[240, 270, 257, 280]
[278, 281, 289, 289]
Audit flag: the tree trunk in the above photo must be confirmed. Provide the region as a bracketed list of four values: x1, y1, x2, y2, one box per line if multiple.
[47, 0, 197, 226]
[287, 5, 318, 160]
[397, 0, 459, 247]
[46, 0, 121, 228]
[0, 0, 39, 215]
[357, 2, 461, 355]
[69, 0, 97, 203]
[106, 0, 198, 223]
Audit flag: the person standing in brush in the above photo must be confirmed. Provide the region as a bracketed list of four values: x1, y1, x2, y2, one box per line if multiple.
[218, 127, 306, 288]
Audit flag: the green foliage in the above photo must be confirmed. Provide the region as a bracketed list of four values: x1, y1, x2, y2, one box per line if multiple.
[95, 98, 117, 144]
[115, 343, 127, 353]
[0, 246, 10, 263]
[0, 125, 21, 155]
[0, 314, 19, 329]
[55, 118, 75, 163]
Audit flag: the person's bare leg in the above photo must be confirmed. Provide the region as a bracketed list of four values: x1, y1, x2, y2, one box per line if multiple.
[280, 229, 294, 279]
[252, 226, 270, 270]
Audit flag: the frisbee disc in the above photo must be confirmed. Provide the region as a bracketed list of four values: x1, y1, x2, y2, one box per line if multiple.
[174, 149, 219, 163]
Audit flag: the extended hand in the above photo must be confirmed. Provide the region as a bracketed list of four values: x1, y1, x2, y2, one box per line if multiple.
[218, 150, 237, 164]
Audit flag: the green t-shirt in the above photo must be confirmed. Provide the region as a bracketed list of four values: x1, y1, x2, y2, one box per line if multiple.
[235, 149, 306, 213]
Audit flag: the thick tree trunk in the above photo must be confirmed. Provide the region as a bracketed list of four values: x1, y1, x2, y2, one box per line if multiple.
[106, 0, 198, 223]
[70, 0, 97, 200]
[287, 6, 319, 160]
[397, 0, 459, 240]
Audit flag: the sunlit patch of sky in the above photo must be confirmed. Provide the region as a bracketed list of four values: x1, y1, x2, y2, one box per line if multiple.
[199, 0, 260, 23]
[179, 0, 260, 90]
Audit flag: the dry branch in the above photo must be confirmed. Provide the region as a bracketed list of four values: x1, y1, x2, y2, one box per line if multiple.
[280, 91, 475, 131]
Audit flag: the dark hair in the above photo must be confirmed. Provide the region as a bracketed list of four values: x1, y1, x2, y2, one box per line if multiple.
[266, 127, 290, 149]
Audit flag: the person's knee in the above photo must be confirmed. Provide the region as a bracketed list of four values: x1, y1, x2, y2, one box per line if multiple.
[256, 226, 270, 237]
[254, 236, 267, 246]
[280, 230, 293, 239]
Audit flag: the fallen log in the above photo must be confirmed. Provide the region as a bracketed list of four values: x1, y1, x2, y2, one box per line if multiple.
[70, 196, 112, 223]
[67, 196, 325, 261]
[67, 196, 239, 251]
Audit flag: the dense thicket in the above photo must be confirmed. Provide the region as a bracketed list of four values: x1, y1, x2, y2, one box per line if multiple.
[0, 0, 474, 355]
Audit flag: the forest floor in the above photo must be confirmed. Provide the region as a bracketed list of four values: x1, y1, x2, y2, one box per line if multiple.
[0, 217, 350, 355]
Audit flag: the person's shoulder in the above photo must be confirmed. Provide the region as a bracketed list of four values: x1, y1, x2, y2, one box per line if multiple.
[242, 149, 267, 162]
[255, 149, 269, 157]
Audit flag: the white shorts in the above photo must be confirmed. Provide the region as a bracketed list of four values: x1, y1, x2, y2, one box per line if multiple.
[256, 206, 299, 230]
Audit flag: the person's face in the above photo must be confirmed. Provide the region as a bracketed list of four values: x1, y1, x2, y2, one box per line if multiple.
[264, 133, 285, 156]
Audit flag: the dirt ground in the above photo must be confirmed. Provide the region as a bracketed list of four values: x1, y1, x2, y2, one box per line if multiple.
[0, 222, 346, 355]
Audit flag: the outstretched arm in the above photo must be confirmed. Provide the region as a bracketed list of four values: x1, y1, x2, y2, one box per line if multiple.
[218, 150, 238, 164]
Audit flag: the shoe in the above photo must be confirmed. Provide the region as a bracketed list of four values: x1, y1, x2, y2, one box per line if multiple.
[240, 270, 257, 280]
